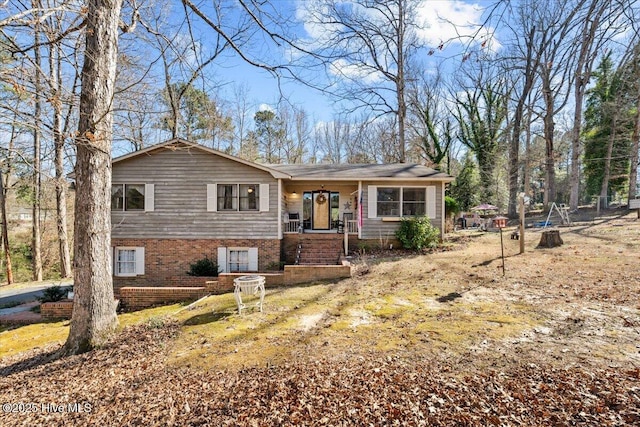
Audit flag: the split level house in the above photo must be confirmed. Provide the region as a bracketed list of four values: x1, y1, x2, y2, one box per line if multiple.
[111, 139, 455, 290]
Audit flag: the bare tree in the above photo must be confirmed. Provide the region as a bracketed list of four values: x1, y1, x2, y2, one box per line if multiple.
[501, 6, 542, 217]
[44, 7, 77, 278]
[31, 1, 44, 282]
[230, 83, 252, 156]
[314, 118, 353, 164]
[0, 123, 18, 285]
[534, 3, 578, 209]
[301, 0, 421, 162]
[454, 64, 508, 203]
[406, 71, 455, 170]
[629, 45, 640, 202]
[280, 105, 308, 164]
[568, 0, 628, 210]
[62, 0, 122, 355]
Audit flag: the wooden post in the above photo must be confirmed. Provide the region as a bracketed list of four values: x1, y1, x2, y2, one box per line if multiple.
[344, 229, 348, 256]
[519, 193, 525, 254]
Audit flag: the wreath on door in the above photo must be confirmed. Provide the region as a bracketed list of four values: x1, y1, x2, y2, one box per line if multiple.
[316, 193, 327, 204]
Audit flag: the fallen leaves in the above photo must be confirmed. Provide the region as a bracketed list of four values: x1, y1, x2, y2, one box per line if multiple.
[1, 322, 639, 426]
[2, 213, 640, 426]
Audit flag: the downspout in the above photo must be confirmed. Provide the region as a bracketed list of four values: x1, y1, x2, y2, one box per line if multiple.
[358, 181, 362, 240]
[277, 179, 282, 240]
[441, 182, 446, 240]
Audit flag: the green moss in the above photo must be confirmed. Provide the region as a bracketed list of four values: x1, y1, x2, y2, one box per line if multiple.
[0, 321, 69, 358]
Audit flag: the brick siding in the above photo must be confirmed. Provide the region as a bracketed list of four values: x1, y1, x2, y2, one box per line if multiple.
[112, 238, 281, 290]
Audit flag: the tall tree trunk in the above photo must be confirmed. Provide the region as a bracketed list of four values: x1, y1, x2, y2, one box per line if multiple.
[0, 168, 13, 285]
[568, 1, 606, 211]
[543, 77, 556, 209]
[523, 110, 532, 203]
[31, 3, 43, 282]
[1, 123, 18, 285]
[628, 80, 640, 203]
[396, 0, 406, 163]
[568, 84, 585, 211]
[62, 0, 122, 355]
[508, 27, 538, 218]
[50, 41, 72, 278]
[599, 110, 618, 209]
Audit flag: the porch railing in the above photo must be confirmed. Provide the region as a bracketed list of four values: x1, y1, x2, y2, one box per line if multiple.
[283, 218, 359, 234]
[284, 219, 301, 233]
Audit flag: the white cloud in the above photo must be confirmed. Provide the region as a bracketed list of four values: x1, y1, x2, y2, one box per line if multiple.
[416, 0, 500, 52]
[257, 103, 274, 113]
[329, 59, 383, 83]
[295, 0, 343, 47]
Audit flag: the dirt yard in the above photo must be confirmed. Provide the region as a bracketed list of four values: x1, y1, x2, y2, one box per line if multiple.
[1, 209, 639, 426]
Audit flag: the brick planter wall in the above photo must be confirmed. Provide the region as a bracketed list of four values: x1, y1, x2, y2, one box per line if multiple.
[119, 286, 208, 311]
[41, 300, 74, 319]
[112, 238, 281, 290]
[284, 265, 351, 286]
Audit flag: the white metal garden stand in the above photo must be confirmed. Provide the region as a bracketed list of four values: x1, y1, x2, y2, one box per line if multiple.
[233, 275, 265, 314]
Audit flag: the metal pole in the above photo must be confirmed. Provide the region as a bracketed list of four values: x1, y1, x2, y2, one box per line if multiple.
[500, 228, 505, 276]
[519, 193, 525, 254]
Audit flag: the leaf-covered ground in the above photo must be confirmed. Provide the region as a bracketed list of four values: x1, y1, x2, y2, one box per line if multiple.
[1, 210, 639, 426]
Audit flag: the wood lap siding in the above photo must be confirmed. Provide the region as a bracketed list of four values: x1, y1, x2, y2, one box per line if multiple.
[111, 148, 279, 239]
[361, 181, 443, 239]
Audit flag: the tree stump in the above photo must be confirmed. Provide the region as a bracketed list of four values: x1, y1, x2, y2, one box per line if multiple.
[538, 230, 563, 248]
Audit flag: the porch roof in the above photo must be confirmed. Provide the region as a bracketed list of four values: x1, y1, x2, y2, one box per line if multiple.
[269, 163, 454, 182]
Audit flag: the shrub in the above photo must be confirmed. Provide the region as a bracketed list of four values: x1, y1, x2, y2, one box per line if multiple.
[445, 196, 460, 217]
[265, 261, 285, 271]
[38, 285, 68, 303]
[187, 257, 220, 277]
[395, 216, 440, 250]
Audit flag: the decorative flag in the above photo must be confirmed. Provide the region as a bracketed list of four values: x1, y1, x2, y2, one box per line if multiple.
[358, 190, 363, 230]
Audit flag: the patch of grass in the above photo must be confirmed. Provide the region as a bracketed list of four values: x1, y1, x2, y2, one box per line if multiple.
[169, 284, 337, 370]
[165, 272, 543, 372]
[0, 320, 69, 358]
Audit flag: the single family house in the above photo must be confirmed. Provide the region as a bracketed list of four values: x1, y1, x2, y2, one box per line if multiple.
[111, 139, 454, 290]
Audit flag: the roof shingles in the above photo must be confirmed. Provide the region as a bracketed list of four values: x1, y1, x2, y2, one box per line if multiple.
[269, 163, 453, 180]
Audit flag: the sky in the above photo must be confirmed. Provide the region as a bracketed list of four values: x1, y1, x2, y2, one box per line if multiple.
[208, 0, 498, 124]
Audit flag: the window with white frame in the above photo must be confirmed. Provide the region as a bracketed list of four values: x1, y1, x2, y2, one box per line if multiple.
[371, 186, 435, 218]
[111, 184, 154, 211]
[114, 247, 145, 276]
[228, 249, 250, 272]
[402, 188, 426, 216]
[217, 184, 259, 211]
[377, 187, 401, 216]
[217, 247, 258, 273]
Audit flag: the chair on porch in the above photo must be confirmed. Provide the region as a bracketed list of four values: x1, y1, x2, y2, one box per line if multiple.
[287, 212, 301, 233]
[343, 212, 354, 233]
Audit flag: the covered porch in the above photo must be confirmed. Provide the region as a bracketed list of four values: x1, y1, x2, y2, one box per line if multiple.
[282, 182, 359, 235]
